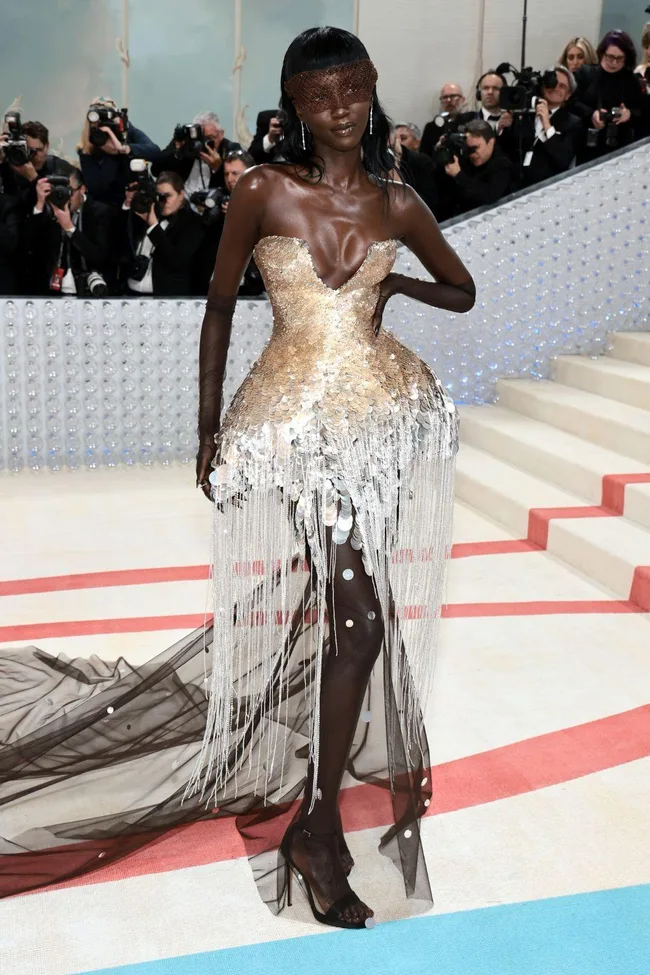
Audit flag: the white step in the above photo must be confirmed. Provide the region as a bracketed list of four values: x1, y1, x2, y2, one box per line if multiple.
[496, 379, 650, 464]
[554, 355, 650, 412]
[609, 332, 650, 367]
[459, 405, 650, 528]
[455, 443, 650, 602]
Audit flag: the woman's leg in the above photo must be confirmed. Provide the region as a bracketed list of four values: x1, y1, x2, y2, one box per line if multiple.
[286, 530, 384, 924]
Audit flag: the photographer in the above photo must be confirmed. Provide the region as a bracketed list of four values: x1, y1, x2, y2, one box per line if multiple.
[123, 171, 204, 297]
[248, 109, 287, 163]
[0, 119, 74, 213]
[25, 168, 112, 296]
[441, 119, 514, 217]
[498, 66, 583, 188]
[192, 150, 263, 295]
[421, 83, 474, 156]
[394, 122, 421, 150]
[572, 31, 645, 163]
[78, 97, 160, 208]
[152, 112, 242, 196]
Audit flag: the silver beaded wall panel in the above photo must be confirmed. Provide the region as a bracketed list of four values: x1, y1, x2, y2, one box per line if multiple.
[1, 141, 648, 472]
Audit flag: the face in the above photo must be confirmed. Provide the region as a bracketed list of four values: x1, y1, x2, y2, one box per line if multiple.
[466, 134, 493, 166]
[645, 45, 650, 62]
[395, 125, 419, 150]
[440, 84, 464, 114]
[566, 45, 586, 72]
[601, 45, 626, 73]
[543, 71, 571, 107]
[202, 122, 224, 147]
[157, 182, 184, 217]
[69, 179, 85, 213]
[26, 136, 48, 171]
[479, 74, 503, 110]
[288, 60, 377, 152]
[224, 158, 247, 192]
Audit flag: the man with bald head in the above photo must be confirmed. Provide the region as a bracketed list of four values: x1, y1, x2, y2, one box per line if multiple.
[421, 82, 473, 157]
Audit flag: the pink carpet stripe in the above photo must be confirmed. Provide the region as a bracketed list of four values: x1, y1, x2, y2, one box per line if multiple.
[601, 473, 650, 514]
[31, 702, 650, 895]
[0, 597, 644, 644]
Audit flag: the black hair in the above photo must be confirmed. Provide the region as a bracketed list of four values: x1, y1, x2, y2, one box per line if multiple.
[224, 149, 255, 167]
[597, 30, 637, 71]
[156, 170, 185, 194]
[278, 26, 397, 202]
[465, 119, 496, 142]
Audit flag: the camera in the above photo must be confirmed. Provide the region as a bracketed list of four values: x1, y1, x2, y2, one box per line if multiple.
[600, 107, 623, 148]
[82, 270, 108, 297]
[127, 159, 158, 215]
[47, 175, 73, 209]
[87, 104, 128, 148]
[434, 131, 473, 166]
[2, 111, 32, 166]
[173, 123, 214, 160]
[497, 64, 558, 114]
[189, 187, 229, 223]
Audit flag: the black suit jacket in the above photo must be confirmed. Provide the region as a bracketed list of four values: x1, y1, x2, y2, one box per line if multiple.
[0, 194, 20, 294]
[151, 137, 242, 188]
[499, 106, 583, 187]
[0, 154, 75, 214]
[450, 144, 514, 215]
[248, 110, 285, 164]
[23, 197, 113, 295]
[398, 145, 439, 215]
[572, 64, 646, 161]
[124, 204, 205, 296]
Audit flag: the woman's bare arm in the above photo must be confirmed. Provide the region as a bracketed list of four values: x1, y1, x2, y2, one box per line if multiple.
[196, 167, 267, 496]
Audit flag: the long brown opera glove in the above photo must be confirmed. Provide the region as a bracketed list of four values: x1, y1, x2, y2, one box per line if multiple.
[194, 166, 265, 500]
[372, 185, 476, 335]
[196, 293, 238, 499]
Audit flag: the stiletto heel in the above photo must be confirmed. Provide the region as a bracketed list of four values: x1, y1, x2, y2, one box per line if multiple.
[285, 856, 293, 907]
[280, 824, 375, 930]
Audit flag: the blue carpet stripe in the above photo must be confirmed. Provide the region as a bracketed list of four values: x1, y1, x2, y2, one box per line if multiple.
[81, 883, 650, 975]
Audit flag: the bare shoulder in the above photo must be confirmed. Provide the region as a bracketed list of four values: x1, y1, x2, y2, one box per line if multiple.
[384, 180, 431, 234]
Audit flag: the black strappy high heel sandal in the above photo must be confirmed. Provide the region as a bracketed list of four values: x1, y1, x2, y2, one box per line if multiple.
[281, 825, 375, 930]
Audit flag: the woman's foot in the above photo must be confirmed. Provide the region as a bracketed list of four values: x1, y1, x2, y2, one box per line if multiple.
[283, 824, 373, 927]
[336, 809, 355, 876]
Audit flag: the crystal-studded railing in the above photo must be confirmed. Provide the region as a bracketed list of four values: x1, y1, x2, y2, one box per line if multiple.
[1, 139, 648, 472]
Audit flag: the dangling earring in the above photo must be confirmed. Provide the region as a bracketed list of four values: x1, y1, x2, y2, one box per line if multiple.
[369, 104, 374, 135]
[301, 120, 307, 151]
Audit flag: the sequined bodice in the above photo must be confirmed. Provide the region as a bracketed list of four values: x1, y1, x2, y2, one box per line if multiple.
[221, 235, 446, 438]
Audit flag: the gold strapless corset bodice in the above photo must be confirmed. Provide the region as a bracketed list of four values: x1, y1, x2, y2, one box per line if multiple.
[221, 236, 454, 441]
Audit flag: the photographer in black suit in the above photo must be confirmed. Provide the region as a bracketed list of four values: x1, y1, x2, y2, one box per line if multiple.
[123, 171, 204, 297]
[0, 119, 74, 214]
[248, 109, 287, 163]
[25, 168, 112, 295]
[191, 150, 262, 296]
[442, 119, 514, 216]
[389, 127, 438, 215]
[498, 66, 583, 187]
[152, 112, 242, 196]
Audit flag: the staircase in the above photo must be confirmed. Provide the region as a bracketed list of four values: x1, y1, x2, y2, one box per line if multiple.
[456, 332, 650, 610]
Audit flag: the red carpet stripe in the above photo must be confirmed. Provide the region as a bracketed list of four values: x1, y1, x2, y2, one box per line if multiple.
[36, 702, 650, 894]
[601, 473, 650, 514]
[0, 597, 645, 644]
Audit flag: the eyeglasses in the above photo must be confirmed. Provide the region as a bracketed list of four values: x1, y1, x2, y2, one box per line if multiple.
[603, 52, 625, 64]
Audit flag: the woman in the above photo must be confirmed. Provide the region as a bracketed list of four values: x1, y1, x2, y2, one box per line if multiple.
[78, 96, 160, 208]
[0, 28, 474, 930]
[125, 170, 204, 296]
[573, 30, 645, 162]
[559, 36, 598, 73]
[194, 26, 474, 928]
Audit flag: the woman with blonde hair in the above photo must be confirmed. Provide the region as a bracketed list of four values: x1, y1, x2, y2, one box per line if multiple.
[635, 22, 650, 74]
[559, 36, 598, 73]
[77, 95, 159, 207]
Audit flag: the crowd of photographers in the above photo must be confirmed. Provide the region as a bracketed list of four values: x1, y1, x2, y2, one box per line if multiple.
[0, 25, 648, 299]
